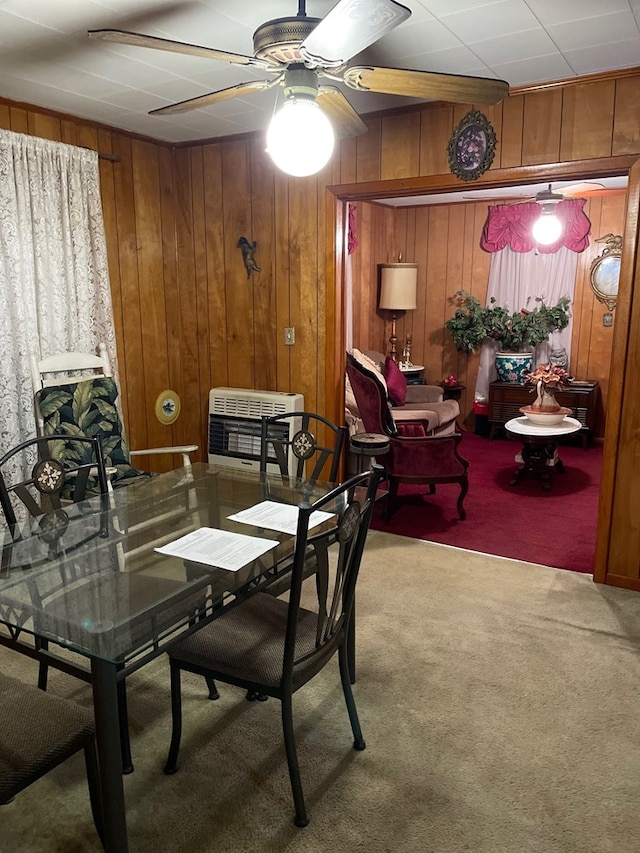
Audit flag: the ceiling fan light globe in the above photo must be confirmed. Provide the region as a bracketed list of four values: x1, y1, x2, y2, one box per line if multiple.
[266, 98, 334, 177]
[532, 212, 563, 245]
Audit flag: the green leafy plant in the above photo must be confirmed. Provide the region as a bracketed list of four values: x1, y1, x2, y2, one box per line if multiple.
[445, 290, 571, 353]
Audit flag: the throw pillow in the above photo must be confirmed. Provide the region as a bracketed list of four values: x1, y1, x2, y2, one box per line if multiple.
[36, 377, 142, 487]
[384, 357, 407, 406]
[350, 348, 388, 395]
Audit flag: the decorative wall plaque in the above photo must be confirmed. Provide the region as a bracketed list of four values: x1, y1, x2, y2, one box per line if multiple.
[447, 109, 497, 181]
[155, 390, 181, 425]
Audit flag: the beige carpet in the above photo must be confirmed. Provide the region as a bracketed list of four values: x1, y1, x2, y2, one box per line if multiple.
[3, 531, 640, 853]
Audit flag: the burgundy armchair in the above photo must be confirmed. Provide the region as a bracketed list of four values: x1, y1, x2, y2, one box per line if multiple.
[346, 354, 469, 522]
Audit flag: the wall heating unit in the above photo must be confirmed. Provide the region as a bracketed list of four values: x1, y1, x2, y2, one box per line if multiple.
[208, 387, 304, 473]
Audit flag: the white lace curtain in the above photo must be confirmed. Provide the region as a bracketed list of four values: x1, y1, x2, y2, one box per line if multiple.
[0, 129, 117, 473]
[474, 245, 579, 401]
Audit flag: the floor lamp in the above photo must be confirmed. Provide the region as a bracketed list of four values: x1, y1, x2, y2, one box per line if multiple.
[378, 261, 418, 362]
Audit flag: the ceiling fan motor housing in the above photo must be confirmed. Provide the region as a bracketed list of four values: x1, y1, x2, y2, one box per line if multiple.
[253, 17, 321, 66]
[282, 65, 320, 99]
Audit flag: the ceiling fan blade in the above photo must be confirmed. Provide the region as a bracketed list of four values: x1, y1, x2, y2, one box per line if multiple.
[317, 87, 367, 138]
[462, 193, 529, 202]
[299, 0, 411, 69]
[87, 29, 270, 69]
[149, 78, 280, 116]
[344, 66, 509, 105]
[561, 182, 606, 197]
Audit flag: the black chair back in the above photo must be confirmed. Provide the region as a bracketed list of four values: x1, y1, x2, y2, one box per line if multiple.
[282, 465, 382, 687]
[259, 411, 347, 482]
[0, 434, 108, 534]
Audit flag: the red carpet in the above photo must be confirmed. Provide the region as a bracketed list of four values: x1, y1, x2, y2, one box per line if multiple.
[370, 432, 603, 574]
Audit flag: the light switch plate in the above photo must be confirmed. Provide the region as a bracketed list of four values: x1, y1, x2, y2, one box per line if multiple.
[284, 327, 295, 345]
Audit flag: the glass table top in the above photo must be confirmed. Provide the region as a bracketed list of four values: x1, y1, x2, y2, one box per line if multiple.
[0, 463, 340, 664]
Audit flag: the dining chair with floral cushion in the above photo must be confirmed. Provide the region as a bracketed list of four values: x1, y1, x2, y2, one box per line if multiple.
[31, 344, 197, 493]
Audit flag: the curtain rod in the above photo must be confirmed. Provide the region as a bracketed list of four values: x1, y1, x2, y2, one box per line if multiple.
[97, 151, 120, 163]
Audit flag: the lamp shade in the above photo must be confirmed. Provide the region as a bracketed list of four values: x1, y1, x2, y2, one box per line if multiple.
[379, 263, 418, 310]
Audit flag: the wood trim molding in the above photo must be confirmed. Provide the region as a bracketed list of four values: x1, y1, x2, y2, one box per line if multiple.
[599, 574, 640, 593]
[510, 65, 640, 95]
[0, 94, 169, 148]
[594, 156, 640, 584]
[327, 156, 636, 202]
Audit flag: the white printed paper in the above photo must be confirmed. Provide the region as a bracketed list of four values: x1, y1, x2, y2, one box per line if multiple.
[155, 527, 278, 571]
[227, 500, 334, 535]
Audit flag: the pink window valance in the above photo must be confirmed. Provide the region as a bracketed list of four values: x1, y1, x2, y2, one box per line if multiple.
[480, 198, 591, 253]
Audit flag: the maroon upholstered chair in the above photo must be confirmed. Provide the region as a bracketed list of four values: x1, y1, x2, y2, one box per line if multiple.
[346, 354, 469, 522]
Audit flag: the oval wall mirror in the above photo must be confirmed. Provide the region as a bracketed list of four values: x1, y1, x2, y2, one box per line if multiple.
[590, 234, 622, 313]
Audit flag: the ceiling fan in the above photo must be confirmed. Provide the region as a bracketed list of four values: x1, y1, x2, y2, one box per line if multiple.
[88, 0, 509, 151]
[464, 182, 606, 203]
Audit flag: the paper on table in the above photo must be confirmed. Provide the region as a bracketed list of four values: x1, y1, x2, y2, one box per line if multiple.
[155, 527, 278, 572]
[227, 500, 334, 535]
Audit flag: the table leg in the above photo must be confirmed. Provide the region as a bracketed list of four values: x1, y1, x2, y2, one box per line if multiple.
[91, 658, 129, 852]
[510, 440, 560, 491]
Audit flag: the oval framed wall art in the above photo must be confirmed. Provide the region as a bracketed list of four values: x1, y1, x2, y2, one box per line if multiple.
[447, 109, 497, 182]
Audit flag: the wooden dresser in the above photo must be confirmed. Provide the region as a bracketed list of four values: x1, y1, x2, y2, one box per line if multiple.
[488, 380, 600, 448]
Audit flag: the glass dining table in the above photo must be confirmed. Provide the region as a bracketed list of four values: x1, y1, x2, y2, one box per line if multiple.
[0, 462, 341, 852]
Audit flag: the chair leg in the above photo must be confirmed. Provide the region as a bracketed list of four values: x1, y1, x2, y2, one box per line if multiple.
[117, 678, 134, 774]
[347, 599, 356, 684]
[281, 693, 308, 827]
[338, 645, 366, 751]
[205, 676, 220, 700]
[457, 475, 469, 520]
[37, 639, 49, 690]
[246, 689, 269, 701]
[164, 664, 183, 775]
[37, 660, 48, 691]
[384, 478, 399, 522]
[84, 740, 105, 847]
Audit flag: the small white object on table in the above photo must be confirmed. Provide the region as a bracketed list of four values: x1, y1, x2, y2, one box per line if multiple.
[398, 363, 424, 377]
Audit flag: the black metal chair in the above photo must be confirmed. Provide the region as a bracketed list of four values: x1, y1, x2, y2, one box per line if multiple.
[259, 411, 347, 483]
[163, 466, 383, 828]
[0, 434, 108, 535]
[251, 411, 350, 699]
[0, 670, 104, 846]
[0, 434, 134, 775]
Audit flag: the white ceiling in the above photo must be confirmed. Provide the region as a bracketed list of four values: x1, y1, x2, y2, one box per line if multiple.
[0, 0, 639, 145]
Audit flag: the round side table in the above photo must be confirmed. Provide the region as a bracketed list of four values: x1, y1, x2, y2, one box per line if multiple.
[349, 433, 390, 473]
[504, 416, 581, 491]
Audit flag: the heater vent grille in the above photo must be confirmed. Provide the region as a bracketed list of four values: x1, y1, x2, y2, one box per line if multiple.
[208, 387, 304, 472]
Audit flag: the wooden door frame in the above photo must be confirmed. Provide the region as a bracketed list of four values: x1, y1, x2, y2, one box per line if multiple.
[324, 155, 638, 583]
[594, 157, 640, 586]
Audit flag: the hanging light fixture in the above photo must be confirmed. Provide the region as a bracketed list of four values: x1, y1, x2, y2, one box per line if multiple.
[532, 185, 564, 245]
[266, 65, 335, 178]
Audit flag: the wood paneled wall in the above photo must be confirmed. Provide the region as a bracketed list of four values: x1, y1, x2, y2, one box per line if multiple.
[2, 66, 640, 586]
[350, 191, 627, 438]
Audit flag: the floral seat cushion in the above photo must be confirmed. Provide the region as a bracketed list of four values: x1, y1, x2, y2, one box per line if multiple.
[36, 377, 143, 487]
